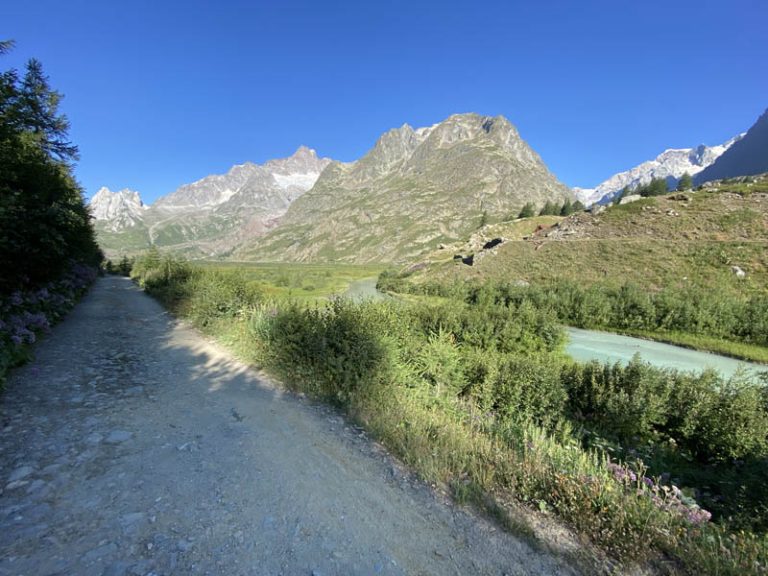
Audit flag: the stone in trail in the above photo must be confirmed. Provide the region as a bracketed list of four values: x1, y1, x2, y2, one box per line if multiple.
[104, 430, 133, 444]
[0, 277, 582, 575]
[7, 466, 34, 483]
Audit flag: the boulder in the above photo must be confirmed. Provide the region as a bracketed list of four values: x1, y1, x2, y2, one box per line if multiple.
[619, 194, 642, 205]
[731, 265, 747, 279]
[482, 238, 503, 250]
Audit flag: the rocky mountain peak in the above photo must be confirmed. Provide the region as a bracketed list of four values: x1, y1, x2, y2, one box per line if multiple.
[89, 187, 146, 231]
[575, 134, 743, 206]
[243, 112, 572, 263]
[695, 108, 768, 184]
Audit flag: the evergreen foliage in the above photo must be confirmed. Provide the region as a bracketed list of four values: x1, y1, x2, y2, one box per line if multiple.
[538, 200, 559, 216]
[636, 177, 669, 197]
[517, 202, 535, 219]
[0, 45, 101, 295]
[677, 171, 693, 191]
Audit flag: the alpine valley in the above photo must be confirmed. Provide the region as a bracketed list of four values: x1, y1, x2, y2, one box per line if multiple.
[92, 146, 332, 258]
[92, 113, 572, 262]
[92, 109, 767, 264]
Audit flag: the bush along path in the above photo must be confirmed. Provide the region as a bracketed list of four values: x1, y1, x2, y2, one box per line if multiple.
[0, 276, 580, 576]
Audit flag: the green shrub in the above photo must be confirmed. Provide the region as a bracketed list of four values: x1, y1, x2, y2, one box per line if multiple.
[413, 329, 465, 397]
[267, 300, 398, 405]
[492, 355, 566, 430]
[185, 269, 259, 327]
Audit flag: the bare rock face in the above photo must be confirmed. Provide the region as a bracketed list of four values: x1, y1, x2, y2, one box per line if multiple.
[241, 113, 573, 263]
[89, 188, 146, 232]
[154, 146, 331, 213]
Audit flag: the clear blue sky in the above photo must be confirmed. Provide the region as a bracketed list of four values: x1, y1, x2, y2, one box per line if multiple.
[3, 0, 767, 203]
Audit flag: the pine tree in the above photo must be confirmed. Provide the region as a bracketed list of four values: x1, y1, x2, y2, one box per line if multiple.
[18, 58, 78, 162]
[677, 172, 693, 191]
[539, 201, 557, 216]
[518, 202, 535, 218]
[0, 46, 101, 293]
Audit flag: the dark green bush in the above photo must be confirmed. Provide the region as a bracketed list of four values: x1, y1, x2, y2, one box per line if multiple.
[186, 269, 259, 327]
[492, 355, 567, 430]
[267, 300, 398, 405]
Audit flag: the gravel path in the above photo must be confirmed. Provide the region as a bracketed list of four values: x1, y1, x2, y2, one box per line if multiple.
[0, 277, 579, 576]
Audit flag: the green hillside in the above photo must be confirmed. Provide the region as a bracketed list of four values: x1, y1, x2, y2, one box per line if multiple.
[399, 176, 768, 297]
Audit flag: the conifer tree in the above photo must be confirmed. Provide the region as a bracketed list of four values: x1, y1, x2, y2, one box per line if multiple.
[518, 202, 535, 218]
[677, 172, 693, 191]
[0, 43, 101, 293]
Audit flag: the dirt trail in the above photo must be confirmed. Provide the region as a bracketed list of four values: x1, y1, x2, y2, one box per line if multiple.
[0, 277, 579, 576]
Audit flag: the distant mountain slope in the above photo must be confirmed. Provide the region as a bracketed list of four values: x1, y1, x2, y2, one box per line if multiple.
[574, 136, 741, 206]
[695, 108, 768, 184]
[90, 187, 147, 231]
[239, 113, 573, 263]
[91, 147, 331, 258]
[403, 175, 768, 296]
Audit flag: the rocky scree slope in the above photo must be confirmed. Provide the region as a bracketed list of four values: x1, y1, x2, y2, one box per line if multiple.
[239, 113, 573, 263]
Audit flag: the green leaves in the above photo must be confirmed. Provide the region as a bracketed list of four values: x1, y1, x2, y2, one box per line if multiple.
[1, 51, 100, 294]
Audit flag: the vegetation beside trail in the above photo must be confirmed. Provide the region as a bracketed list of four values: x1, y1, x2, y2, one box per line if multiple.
[379, 274, 768, 363]
[196, 260, 385, 303]
[131, 252, 768, 575]
[0, 43, 102, 385]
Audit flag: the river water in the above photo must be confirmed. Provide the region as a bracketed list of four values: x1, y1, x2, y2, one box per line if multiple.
[566, 327, 766, 380]
[343, 278, 766, 380]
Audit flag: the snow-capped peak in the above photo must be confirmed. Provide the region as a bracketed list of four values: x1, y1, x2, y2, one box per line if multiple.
[89, 187, 147, 231]
[574, 134, 743, 205]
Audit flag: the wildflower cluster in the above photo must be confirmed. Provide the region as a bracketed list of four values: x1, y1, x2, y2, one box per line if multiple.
[606, 460, 712, 525]
[0, 262, 98, 383]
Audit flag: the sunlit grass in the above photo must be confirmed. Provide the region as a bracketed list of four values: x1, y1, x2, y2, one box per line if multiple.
[197, 261, 385, 302]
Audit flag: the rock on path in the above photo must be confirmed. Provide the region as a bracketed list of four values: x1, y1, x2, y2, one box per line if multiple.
[0, 276, 579, 575]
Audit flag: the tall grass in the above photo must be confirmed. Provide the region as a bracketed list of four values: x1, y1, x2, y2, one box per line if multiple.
[132, 252, 768, 574]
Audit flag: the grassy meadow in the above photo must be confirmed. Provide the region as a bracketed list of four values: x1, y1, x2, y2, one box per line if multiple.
[193, 261, 384, 303]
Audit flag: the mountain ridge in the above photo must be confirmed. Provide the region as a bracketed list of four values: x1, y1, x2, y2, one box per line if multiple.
[695, 108, 768, 184]
[574, 135, 741, 206]
[91, 146, 331, 257]
[238, 113, 573, 263]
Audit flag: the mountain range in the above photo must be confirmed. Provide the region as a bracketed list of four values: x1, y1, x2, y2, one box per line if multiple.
[92, 113, 572, 261]
[238, 114, 571, 262]
[92, 108, 767, 263]
[92, 146, 331, 257]
[573, 136, 742, 206]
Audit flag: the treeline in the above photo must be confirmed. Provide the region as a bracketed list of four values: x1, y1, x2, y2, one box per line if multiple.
[615, 172, 694, 203]
[517, 198, 585, 219]
[130, 251, 768, 572]
[379, 274, 768, 348]
[0, 41, 101, 382]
